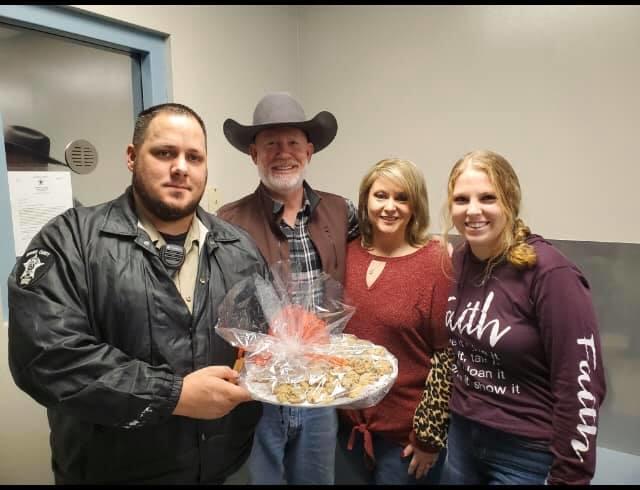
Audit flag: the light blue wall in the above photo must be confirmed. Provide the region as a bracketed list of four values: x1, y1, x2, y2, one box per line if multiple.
[0, 114, 13, 316]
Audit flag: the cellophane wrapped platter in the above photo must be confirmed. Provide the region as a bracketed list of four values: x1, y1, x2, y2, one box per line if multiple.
[215, 261, 398, 409]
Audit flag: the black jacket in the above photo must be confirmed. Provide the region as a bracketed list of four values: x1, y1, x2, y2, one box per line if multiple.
[8, 187, 267, 484]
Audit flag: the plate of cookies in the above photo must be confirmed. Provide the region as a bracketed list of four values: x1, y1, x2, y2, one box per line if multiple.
[215, 263, 397, 409]
[240, 333, 398, 409]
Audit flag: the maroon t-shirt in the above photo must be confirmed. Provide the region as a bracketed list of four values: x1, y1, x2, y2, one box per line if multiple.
[447, 234, 606, 484]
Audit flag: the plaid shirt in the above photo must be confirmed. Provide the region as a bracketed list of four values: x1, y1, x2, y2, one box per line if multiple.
[273, 183, 359, 307]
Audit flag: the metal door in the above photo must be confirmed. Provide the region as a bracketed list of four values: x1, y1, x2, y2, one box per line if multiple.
[1, 22, 140, 206]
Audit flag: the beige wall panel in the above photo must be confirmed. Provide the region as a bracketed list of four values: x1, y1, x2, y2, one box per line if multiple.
[0, 324, 54, 484]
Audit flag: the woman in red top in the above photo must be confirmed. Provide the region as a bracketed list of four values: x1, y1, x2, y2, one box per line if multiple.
[336, 158, 454, 484]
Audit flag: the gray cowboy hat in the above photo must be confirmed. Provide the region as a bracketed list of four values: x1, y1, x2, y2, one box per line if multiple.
[4, 125, 66, 166]
[223, 92, 338, 155]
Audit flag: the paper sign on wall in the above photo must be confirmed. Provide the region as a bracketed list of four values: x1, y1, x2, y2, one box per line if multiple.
[8, 171, 73, 257]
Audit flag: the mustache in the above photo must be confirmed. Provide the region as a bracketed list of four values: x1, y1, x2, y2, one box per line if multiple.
[270, 159, 304, 167]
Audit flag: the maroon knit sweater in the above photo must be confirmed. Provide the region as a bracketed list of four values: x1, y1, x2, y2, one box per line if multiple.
[339, 239, 451, 457]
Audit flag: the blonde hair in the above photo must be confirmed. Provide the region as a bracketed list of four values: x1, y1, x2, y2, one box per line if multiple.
[358, 158, 430, 249]
[443, 150, 536, 273]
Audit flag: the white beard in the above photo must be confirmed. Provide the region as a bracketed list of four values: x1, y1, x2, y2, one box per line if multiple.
[258, 160, 308, 194]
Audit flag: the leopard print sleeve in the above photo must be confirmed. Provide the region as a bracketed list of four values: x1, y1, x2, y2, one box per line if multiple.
[412, 347, 454, 450]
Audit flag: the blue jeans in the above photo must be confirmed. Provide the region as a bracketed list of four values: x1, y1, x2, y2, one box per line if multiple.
[336, 424, 446, 485]
[441, 412, 553, 485]
[248, 403, 338, 484]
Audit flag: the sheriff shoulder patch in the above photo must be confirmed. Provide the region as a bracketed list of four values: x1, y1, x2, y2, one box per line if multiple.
[18, 248, 54, 288]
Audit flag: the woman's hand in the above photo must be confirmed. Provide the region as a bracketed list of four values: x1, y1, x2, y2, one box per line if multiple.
[403, 443, 439, 480]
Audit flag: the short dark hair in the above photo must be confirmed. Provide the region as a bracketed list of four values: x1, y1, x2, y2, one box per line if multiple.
[132, 103, 207, 149]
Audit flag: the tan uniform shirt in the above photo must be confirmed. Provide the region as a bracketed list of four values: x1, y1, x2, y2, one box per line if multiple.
[138, 215, 207, 313]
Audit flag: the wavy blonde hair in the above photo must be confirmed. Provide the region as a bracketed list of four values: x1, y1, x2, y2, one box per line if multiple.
[358, 158, 431, 249]
[443, 150, 536, 273]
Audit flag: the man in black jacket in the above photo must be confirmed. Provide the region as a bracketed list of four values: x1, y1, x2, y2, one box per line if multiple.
[7, 103, 267, 484]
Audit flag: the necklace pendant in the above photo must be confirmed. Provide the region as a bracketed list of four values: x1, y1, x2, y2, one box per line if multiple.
[368, 261, 382, 276]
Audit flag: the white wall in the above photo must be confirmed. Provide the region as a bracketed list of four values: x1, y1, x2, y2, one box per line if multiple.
[77, 5, 301, 206]
[79, 5, 640, 244]
[297, 5, 640, 244]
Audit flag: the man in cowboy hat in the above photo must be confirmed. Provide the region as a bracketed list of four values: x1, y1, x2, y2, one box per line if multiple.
[217, 92, 359, 484]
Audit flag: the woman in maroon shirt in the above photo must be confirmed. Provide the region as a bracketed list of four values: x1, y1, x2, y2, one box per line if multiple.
[441, 150, 606, 485]
[336, 158, 453, 484]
